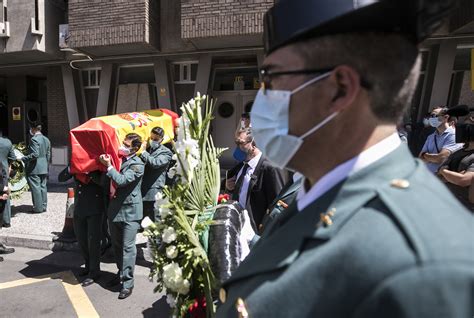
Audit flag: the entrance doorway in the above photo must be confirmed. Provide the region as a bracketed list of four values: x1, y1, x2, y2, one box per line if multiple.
[0, 101, 7, 136]
[211, 90, 257, 169]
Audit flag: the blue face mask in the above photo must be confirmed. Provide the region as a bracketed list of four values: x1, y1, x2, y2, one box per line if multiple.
[250, 71, 338, 169]
[233, 147, 247, 162]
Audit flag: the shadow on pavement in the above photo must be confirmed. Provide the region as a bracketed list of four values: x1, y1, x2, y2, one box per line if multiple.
[11, 205, 37, 216]
[142, 296, 171, 318]
[19, 250, 86, 279]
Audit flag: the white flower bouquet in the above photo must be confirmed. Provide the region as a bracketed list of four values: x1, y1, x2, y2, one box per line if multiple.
[143, 93, 226, 318]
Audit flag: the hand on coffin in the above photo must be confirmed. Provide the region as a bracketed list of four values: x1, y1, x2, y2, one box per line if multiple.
[99, 154, 112, 167]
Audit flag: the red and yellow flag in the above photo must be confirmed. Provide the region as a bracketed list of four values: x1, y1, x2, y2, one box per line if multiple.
[70, 109, 178, 177]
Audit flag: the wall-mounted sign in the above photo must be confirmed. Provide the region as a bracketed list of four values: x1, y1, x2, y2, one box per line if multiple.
[253, 77, 260, 89]
[12, 107, 21, 121]
[160, 88, 167, 97]
[234, 76, 245, 90]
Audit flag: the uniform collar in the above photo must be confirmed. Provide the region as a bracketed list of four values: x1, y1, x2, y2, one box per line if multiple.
[297, 133, 401, 211]
[224, 144, 416, 286]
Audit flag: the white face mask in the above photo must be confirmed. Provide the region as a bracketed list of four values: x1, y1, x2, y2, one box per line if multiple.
[429, 117, 442, 128]
[251, 71, 338, 169]
[118, 145, 131, 156]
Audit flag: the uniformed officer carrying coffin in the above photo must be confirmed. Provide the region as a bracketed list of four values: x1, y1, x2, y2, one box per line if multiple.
[140, 126, 172, 222]
[217, 1, 474, 317]
[58, 168, 106, 287]
[99, 133, 144, 300]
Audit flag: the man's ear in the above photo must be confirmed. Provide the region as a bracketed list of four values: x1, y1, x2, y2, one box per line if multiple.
[330, 65, 361, 112]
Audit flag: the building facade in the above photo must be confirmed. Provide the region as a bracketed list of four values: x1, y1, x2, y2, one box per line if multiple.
[0, 0, 473, 175]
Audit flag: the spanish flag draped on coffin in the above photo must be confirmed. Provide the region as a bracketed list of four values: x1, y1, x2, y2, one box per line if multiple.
[69, 109, 178, 192]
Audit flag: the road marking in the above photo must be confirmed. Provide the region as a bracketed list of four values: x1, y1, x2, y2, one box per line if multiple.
[0, 271, 99, 318]
[61, 271, 100, 318]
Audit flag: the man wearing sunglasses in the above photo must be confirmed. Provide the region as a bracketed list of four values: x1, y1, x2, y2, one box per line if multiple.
[216, 0, 473, 317]
[419, 107, 462, 173]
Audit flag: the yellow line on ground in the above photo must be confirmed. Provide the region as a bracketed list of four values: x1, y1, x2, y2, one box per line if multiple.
[0, 271, 64, 290]
[61, 271, 100, 318]
[0, 271, 99, 318]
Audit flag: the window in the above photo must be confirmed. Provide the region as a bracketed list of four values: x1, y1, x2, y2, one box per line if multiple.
[0, 0, 9, 37]
[212, 67, 259, 91]
[34, 0, 39, 31]
[31, 0, 42, 35]
[172, 62, 198, 84]
[82, 69, 101, 89]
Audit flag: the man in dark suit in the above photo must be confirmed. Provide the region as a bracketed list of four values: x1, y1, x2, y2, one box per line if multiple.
[99, 133, 144, 300]
[58, 167, 106, 287]
[22, 123, 51, 213]
[216, 1, 474, 317]
[227, 128, 285, 231]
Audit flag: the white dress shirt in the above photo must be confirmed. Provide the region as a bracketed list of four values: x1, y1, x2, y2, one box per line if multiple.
[297, 133, 402, 211]
[236, 152, 262, 209]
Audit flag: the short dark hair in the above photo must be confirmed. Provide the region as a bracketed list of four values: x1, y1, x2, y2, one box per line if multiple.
[293, 32, 420, 124]
[30, 123, 42, 131]
[432, 107, 451, 120]
[125, 133, 142, 150]
[237, 128, 256, 146]
[241, 113, 250, 119]
[151, 126, 165, 138]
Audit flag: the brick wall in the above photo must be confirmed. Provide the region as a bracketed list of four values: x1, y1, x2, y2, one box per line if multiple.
[68, 0, 157, 48]
[181, 0, 273, 39]
[47, 67, 69, 146]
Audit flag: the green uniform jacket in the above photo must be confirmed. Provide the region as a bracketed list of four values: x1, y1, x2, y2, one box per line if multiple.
[107, 155, 144, 222]
[23, 134, 51, 175]
[58, 168, 107, 217]
[0, 137, 14, 179]
[217, 145, 474, 318]
[140, 144, 172, 201]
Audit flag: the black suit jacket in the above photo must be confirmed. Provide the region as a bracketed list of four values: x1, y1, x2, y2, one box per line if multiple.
[236, 156, 286, 230]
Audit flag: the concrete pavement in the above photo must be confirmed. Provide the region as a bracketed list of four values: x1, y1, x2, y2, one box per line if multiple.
[0, 183, 148, 254]
[0, 247, 170, 317]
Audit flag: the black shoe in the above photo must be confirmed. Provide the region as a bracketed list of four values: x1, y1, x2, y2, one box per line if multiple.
[106, 276, 121, 287]
[0, 245, 15, 254]
[81, 277, 97, 287]
[118, 287, 133, 299]
[2, 223, 10, 228]
[78, 268, 89, 277]
[0, 256, 3, 261]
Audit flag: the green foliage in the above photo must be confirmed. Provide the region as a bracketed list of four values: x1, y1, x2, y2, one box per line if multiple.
[144, 94, 226, 318]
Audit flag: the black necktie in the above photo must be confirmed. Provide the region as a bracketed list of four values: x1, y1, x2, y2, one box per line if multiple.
[232, 163, 249, 201]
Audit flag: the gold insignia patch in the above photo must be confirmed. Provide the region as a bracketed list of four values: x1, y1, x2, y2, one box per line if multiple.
[236, 298, 249, 317]
[390, 179, 410, 189]
[219, 288, 227, 303]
